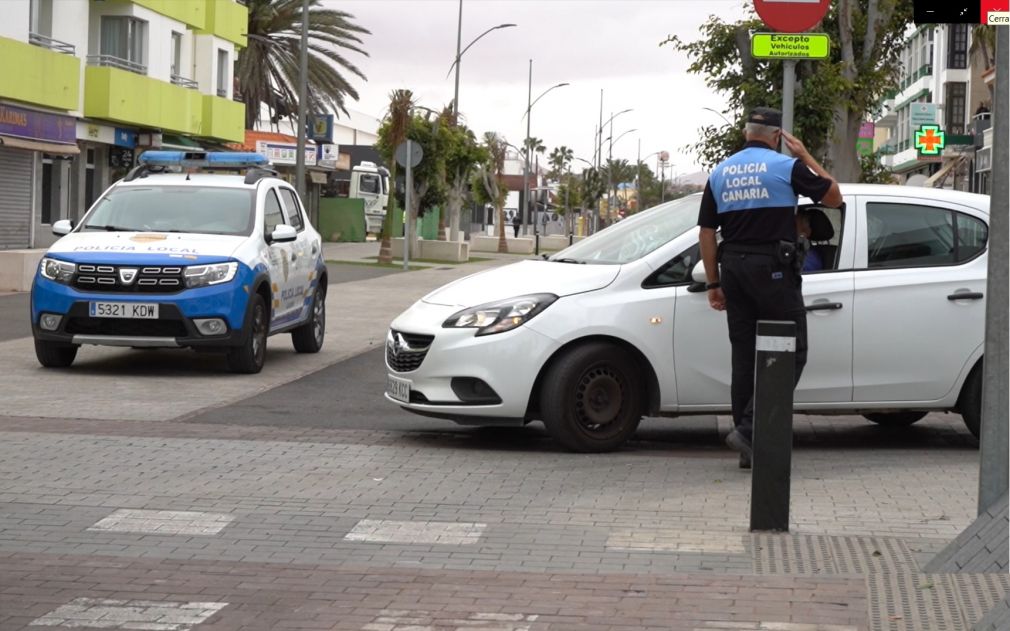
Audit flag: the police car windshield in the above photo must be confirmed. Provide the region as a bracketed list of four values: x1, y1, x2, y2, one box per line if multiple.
[81, 186, 255, 236]
[549, 195, 702, 265]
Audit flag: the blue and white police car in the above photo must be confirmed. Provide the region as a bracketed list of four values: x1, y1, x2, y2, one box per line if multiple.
[31, 151, 327, 373]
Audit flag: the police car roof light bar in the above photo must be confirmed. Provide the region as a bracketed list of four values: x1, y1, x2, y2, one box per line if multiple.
[138, 151, 269, 168]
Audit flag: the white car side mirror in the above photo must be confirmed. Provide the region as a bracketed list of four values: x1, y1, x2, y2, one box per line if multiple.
[270, 224, 297, 243]
[691, 260, 707, 284]
[52, 219, 73, 236]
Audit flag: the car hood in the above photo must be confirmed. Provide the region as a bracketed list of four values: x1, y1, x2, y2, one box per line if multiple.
[46, 231, 247, 264]
[421, 260, 621, 307]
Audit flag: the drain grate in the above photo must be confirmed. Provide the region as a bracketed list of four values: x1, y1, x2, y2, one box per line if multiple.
[752, 533, 837, 575]
[945, 573, 1010, 627]
[831, 536, 917, 576]
[868, 570, 962, 631]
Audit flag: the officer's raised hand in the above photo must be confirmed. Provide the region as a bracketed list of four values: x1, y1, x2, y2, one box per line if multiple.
[780, 130, 809, 158]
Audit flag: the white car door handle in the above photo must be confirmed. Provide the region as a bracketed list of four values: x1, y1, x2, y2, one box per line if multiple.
[947, 292, 984, 301]
[805, 302, 843, 312]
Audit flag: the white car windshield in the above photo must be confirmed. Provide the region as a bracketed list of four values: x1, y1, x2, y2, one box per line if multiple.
[549, 195, 702, 264]
[81, 186, 255, 236]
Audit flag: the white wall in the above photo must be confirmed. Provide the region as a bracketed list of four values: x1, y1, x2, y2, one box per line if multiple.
[0, 0, 30, 41]
[51, 0, 89, 115]
[194, 34, 234, 98]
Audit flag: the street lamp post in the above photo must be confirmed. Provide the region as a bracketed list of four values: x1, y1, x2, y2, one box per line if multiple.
[606, 127, 636, 221]
[448, 7, 515, 119]
[519, 64, 568, 237]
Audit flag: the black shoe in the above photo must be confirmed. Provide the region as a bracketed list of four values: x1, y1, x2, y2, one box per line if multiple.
[725, 429, 753, 464]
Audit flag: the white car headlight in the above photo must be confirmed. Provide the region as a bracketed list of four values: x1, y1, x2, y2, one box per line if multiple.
[39, 258, 75, 284]
[184, 262, 238, 288]
[443, 293, 558, 336]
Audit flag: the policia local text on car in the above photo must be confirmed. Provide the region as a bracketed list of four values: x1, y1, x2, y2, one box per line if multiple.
[697, 107, 843, 469]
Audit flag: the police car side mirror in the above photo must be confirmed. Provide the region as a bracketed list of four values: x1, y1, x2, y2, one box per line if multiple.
[52, 219, 73, 236]
[269, 224, 297, 243]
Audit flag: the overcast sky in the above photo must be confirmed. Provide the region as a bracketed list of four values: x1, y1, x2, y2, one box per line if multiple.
[327, 0, 753, 176]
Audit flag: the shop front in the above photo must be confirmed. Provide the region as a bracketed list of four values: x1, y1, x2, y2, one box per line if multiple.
[72, 121, 138, 225]
[0, 103, 79, 249]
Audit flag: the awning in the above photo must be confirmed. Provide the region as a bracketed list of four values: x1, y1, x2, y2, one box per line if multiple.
[160, 134, 203, 151]
[924, 155, 968, 187]
[0, 134, 80, 156]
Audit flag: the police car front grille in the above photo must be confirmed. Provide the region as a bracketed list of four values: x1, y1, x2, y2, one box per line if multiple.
[386, 329, 434, 373]
[71, 265, 185, 293]
[65, 317, 188, 338]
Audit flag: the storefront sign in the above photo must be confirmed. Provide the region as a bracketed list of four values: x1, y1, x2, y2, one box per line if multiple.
[109, 147, 135, 168]
[856, 121, 875, 157]
[77, 123, 137, 148]
[910, 103, 938, 129]
[915, 124, 946, 156]
[0, 103, 75, 144]
[976, 146, 991, 172]
[255, 140, 317, 166]
[307, 114, 334, 143]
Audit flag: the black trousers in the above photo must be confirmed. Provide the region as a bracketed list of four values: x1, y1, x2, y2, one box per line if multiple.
[720, 251, 808, 442]
[513, 225, 520, 238]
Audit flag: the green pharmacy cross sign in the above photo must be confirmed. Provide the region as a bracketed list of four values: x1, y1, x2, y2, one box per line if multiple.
[915, 125, 946, 156]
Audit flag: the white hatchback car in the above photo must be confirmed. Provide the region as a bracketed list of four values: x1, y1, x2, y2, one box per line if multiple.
[386, 185, 988, 451]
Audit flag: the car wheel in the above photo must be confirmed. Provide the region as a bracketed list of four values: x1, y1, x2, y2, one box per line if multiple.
[291, 285, 325, 353]
[862, 412, 928, 427]
[34, 338, 78, 368]
[958, 363, 982, 439]
[227, 294, 268, 374]
[540, 343, 644, 452]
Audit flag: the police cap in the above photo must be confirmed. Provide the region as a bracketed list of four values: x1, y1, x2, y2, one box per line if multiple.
[747, 107, 782, 128]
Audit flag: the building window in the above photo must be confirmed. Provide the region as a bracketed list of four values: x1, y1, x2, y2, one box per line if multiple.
[171, 32, 182, 77]
[947, 24, 968, 69]
[29, 0, 52, 37]
[99, 16, 148, 74]
[945, 82, 967, 135]
[217, 49, 229, 97]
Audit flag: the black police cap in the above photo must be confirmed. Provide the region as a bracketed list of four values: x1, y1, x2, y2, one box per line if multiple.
[747, 107, 782, 128]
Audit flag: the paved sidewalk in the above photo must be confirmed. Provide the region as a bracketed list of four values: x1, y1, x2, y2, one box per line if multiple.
[0, 239, 1004, 630]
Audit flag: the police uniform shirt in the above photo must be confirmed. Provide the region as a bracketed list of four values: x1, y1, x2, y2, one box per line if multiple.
[697, 141, 833, 245]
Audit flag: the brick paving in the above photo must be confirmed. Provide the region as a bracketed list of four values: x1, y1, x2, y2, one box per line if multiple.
[0, 552, 868, 630]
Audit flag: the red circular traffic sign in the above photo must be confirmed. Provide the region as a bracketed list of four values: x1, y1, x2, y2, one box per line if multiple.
[754, 0, 830, 33]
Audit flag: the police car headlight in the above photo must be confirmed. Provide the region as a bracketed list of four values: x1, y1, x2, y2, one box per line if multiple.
[40, 258, 75, 284]
[443, 293, 558, 336]
[184, 262, 238, 288]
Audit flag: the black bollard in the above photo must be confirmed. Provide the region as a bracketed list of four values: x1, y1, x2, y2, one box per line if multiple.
[749, 320, 796, 532]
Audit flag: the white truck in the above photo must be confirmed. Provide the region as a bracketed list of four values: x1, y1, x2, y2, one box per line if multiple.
[349, 161, 390, 234]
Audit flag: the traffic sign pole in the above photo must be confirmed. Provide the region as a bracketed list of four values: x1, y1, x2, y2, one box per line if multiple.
[782, 60, 796, 155]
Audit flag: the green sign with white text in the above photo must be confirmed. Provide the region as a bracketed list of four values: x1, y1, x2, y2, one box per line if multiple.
[751, 33, 830, 60]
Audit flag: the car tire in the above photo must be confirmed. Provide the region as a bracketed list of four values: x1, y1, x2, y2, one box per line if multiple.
[540, 343, 644, 453]
[34, 338, 78, 368]
[958, 363, 982, 439]
[862, 412, 928, 427]
[291, 285, 325, 353]
[227, 294, 268, 374]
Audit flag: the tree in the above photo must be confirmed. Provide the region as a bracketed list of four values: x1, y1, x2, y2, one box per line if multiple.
[441, 113, 487, 244]
[377, 110, 449, 258]
[580, 166, 606, 229]
[374, 90, 413, 264]
[547, 146, 573, 181]
[547, 146, 575, 232]
[471, 133, 510, 253]
[662, 0, 913, 183]
[237, 0, 369, 129]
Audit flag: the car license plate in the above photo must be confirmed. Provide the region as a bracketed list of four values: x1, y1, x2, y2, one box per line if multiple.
[89, 302, 159, 319]
[387, 374, 411, 403]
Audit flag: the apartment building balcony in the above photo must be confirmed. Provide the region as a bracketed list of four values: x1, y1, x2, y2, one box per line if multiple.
[84, 64, 203, 136]
[0, 36, 79, 111]
[202, 94, 244, 143]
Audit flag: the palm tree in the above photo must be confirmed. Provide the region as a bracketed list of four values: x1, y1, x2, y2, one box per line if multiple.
[237, 0, 370, 129]
[547, 145, 573, 181]
[376, 89, 415, 264]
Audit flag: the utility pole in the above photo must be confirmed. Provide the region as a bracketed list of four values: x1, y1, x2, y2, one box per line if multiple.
[978, 24, 1008, 514]
[294, 0, 309, 201]
[521, 59, 532, 236]
[452, 0, 462, 120]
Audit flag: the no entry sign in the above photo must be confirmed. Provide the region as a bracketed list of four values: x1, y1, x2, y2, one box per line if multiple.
[754, 0, 831, 33]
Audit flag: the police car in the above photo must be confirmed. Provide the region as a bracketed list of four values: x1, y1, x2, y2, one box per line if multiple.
[385, 185, 989, 451]
[31, 151, 327, 374]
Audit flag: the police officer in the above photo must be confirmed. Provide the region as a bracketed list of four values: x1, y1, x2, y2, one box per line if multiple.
[697, 107, 842, 468]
